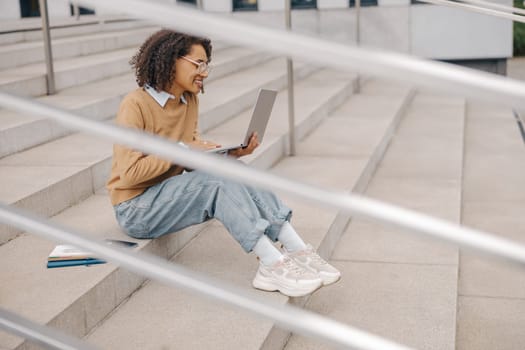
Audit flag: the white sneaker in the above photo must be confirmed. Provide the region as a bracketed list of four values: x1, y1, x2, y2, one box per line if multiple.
[286, 244, 341, 286]
[252, 256, 322, 297]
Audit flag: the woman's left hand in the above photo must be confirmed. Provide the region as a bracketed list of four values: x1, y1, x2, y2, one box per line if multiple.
[228, 132, 259, 158]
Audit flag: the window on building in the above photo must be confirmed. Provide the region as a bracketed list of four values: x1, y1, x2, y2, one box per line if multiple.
[292, 0, 317, 9]
[233, 0, 258, 11]
[19, 0, 40, 17]
[69, 5, 95, 15]
[349, 0, 378, 6]
[177, 0, 197, 5]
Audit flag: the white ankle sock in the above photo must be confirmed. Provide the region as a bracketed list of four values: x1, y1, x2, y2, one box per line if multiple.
[278, 222, 307, 253]
[252, 235, 283, 266]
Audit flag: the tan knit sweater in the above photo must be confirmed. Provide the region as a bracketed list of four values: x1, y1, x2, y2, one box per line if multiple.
[106, 88, 200, 205]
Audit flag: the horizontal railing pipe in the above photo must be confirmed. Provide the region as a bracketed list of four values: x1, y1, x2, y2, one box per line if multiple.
[457, 0, 525, 16]
[2, 92, 525, 269]
[416, 0, 525, 23]
[0, 203, 413, 350]
[71, 0, 525, 111]
[0, 308, 99, 350]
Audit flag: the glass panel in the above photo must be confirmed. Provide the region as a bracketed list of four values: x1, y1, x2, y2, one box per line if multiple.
[19, 0, 40, 17]
[69, 5, 95, 15]
[233, 0, 258, 11]
[349, 0, 378, 6]
[292, 0, 317, 9]
[177, 0, 197, 5]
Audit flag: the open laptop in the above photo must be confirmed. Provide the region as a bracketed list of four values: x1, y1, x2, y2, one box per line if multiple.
[208, 89, 278, 154]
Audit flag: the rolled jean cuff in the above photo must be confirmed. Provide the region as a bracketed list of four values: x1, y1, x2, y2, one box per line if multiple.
[265, 207, 293, 243]
[241, 218, 271, 253]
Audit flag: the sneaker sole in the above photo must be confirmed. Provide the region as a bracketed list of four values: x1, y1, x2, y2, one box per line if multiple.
[252, 275, 322, 297]
[293, 262, 341, 286]
[320, 272, 341, 286]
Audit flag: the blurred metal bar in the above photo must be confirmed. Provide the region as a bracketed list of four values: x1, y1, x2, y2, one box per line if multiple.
[355, 0, 361, 45]
[73, 3, 80, 19]
[38, 0, 56, 95]
[285, 0, 296, 156]
[458, 0, 525, 16]
[355, 0, 361, 92]
[417, 0, 525, 23]
[0, 308, 99, 350]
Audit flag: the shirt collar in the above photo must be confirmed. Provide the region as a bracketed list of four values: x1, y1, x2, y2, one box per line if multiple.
[144, 84, 187, 107]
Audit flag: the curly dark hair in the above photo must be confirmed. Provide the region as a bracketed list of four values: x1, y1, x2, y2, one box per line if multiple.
[130, 29, 212, 92]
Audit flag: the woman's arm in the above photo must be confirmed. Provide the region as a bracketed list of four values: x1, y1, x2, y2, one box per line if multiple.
[114, 99, 173, 187]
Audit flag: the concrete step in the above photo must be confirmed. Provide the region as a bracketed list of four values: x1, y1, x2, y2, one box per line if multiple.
[285, 91, 466, 350]
[0, 69, 358, 350]
[83, 79, 413, 350]
[456, 102, 525, 350]
[0, 16, 153, 45]
[0, 46, 271, 159]
[0, 26, 160, 70]
[0, 37, 246, 98]
[0, 46, 136, 97]
[0, 56, 315, 245]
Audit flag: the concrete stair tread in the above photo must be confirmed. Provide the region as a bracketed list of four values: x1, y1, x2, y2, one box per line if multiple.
[287, 90, 465, 350]
[0, 47, 135, 80]
[0, 42, 251, 97]
[84, 79, 410, 350]
[0, 44, 254, 86]
[284, 261, 458, 350]
[456, 101, 525, 348]
[0, 27, 155, 53]
[0, 194, 178, 350]
[0, 26, 161, 70]
[0, 15, 144, 34]
[0, 17, 157, 47]
[0, 26, 231, 71]
[298, 95, 525, 350]
[0, 132, 112, 167]
[0, 48, 274, 119]
[0, 109, 43, 130]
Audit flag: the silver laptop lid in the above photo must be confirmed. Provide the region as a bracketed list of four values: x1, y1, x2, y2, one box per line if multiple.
[241, 89, 277, 146]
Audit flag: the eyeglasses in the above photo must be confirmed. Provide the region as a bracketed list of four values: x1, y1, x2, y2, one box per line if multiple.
[180, 56, 212, 74]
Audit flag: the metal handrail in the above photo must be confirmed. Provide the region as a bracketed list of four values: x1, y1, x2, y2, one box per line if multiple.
[0, 203, 412, 350]
[0, 308, 98, 350]
[38, 0, 55, 95]
[456, 0, 525, 16]
[416, 0, 525, 23]
[285, 0, 297, 156]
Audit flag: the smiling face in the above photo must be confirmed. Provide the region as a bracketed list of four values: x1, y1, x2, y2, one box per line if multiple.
[169, 44, 209, 96]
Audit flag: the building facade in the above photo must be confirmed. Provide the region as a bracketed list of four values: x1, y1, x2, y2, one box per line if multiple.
[0, 0, 513, 73]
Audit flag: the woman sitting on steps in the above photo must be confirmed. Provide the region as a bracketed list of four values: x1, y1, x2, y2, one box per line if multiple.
[106, 29, 341, 297]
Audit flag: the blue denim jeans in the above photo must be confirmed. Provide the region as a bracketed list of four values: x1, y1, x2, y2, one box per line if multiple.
[113, 170, 292, 252]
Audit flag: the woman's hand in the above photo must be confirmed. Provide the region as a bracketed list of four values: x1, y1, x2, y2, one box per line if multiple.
[228, 132, 259, 158]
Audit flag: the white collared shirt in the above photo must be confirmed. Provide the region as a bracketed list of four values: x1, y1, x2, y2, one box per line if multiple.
[144, 84, 187, 107]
